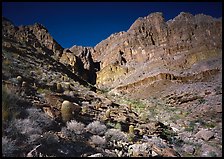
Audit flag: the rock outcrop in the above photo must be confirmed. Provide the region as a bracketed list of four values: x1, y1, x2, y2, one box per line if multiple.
[2, 17, 63, 60]
[59, 46, 99, 84]
[93, 12, 222, 91]
[2, 17, 99, 84]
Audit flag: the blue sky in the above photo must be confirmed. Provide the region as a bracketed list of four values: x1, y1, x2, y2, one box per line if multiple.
[2, 2, 222, 48]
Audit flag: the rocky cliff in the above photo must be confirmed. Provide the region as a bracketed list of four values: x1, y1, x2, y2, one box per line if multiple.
[2, 17, 63, 60]
[59, 46, 99, 84]
[2, 17, 98, 84]
[93, 12, 222, 94]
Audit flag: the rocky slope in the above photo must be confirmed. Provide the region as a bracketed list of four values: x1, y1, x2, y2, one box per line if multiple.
[2, 17, 98, 85]
[2, 12, 222, 157]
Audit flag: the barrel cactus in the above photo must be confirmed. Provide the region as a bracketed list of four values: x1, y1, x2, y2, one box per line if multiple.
[61, 100, 74, 122]
[63, 82, 71, 91]
[56, 83, 63, 93]
[16, 76, 22, 85]
[105, 109, 111, 118]
[129, 125, 134, 134]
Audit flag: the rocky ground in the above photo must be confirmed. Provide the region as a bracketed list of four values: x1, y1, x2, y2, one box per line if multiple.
[2, 39, 181, 157]
[2, 12, 222, 157]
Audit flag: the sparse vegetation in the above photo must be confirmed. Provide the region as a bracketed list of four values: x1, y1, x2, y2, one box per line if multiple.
[2, 136, 18, 157]
[114, 122, 122, 130]
[99, 87, 111, 94]
[89, 135, 106, 148]
[66, 120, 85, 134]
[2, 85, 20, 123]
[105, 129, 128, 142]
[86, 121, 107, 135]
[184, 121, 196, 132]
[160, 128, 177, 144]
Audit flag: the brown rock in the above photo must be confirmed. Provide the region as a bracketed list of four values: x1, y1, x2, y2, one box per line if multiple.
[92, 12, 222, 92]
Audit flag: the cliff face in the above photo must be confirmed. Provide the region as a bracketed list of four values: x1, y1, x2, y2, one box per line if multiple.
[2, 17, 64, 60]
[93, 12, 222, 92]
[2, 17, 98, 84]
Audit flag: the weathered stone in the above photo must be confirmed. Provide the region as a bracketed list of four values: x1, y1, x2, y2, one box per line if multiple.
[195, 129, 214, 141]
[2, 17, 63, 60]
[182, 144, 195, 154]
[128, 143, 151, 157]
[88, 153, 103, 157]
[92, 12, 222, 95]
[201, 143, 221, 157]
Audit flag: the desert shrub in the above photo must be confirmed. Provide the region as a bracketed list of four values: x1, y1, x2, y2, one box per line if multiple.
[14, 118, 42, 144]
[61, 126, 84, 142]
[40, 132, 60, 145]
[2, 136, 18, 157]
[86, 121, 107, 135]
[89, 135, 106, 148]
[16, 118, 42, 134]
[2, 85, 20, 122]
[105, 129, 128, 142]
[66, 120, 85, 134]
[12, 108, 52, 144]
[26, 108, 52, 129]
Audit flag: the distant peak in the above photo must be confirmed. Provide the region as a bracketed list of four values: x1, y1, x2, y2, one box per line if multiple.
[148, 12, 163, 17]
[175, 12, 194, 19]
[33, 22, 47, 30]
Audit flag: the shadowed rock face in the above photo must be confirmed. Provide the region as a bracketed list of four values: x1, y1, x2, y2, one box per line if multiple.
[92, 12, 222, 92]
[59, 46, 98, 84]
[2, 17, 98, 85]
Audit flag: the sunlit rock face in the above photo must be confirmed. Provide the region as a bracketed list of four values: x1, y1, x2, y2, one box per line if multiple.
[92, 12, 222, 91]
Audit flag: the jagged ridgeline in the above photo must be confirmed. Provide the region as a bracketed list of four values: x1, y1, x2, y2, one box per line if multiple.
[2, 11, 222, 157]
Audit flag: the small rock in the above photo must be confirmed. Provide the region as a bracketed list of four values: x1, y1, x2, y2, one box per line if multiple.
[201, 143, 220, 157]
[152, 150, 158, 157]
[128, 143, 151, 157]
[162, 147, 181, 157]
[22, 81, 27, 87]
[195, 129, 214, 141]
[88, 153, 103, 157]
[183, 144, 195, 154]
